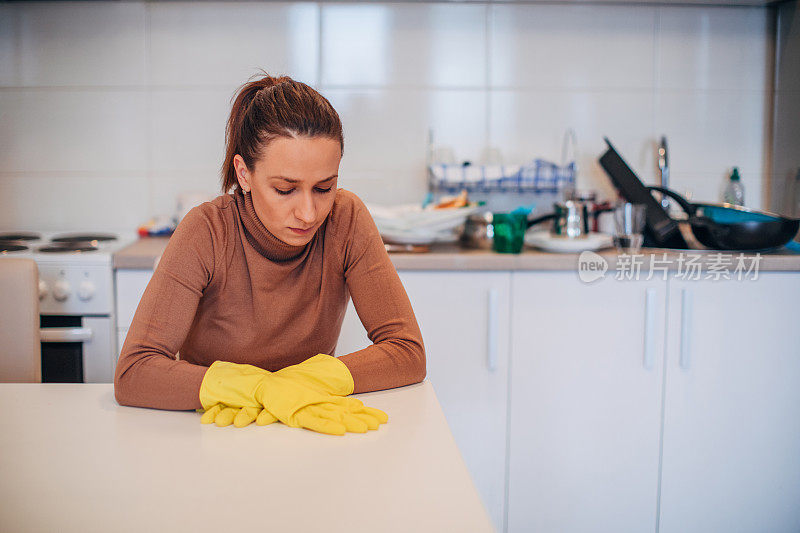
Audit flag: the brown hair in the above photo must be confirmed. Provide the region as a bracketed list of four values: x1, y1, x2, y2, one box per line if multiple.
[221, 73, 344, 193]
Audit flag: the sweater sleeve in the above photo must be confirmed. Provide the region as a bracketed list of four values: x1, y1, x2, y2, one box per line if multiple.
[336, 195, 426, 393]
[113, 206, 216, 410]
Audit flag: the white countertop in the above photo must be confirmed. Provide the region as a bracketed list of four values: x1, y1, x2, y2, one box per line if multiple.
[114, 236, 800, 271]
[0, 381, 493, 533]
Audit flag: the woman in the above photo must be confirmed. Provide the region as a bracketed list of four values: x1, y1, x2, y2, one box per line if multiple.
[114, 74, 426, 435]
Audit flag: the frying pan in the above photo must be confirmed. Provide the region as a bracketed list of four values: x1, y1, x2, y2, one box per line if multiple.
[648, 186, 800, 251]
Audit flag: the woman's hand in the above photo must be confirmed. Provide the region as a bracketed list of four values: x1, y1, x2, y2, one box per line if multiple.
[200, 404, 277, 427]
[199, 398, 387, 435]
[198, 355, 386, 435]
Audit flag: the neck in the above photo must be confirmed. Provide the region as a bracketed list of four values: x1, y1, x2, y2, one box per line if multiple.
[234, 188, 309, 262]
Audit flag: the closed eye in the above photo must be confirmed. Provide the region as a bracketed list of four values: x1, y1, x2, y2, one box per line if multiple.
[273, 187, 333, 196]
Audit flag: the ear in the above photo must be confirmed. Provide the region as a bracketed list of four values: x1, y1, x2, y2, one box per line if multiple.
[233, 155, 251, 193]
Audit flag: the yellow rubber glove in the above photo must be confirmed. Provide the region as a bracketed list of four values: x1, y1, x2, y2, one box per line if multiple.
[200, 354, 359, 428]
[200, 354, 354, 427]
[198, 357, 387, 435]
[200, 397, 387, 432]
[200, 405, 275, 428]
[271, 354, 355, 396]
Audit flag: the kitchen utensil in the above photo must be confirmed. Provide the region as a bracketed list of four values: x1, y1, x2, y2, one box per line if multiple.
[648, 186, 800, 251]
[524, 231, 613, 253]
[566, 190, 612, 232]
[599, 138, 688, 249]
[492, 213, 527, 254]
[552, 201, 590, 238]
[462, 203, 612, 249]
[526, 202, 613, 232]
[461, 212, 494, 249]
[612, 203, 646, 254]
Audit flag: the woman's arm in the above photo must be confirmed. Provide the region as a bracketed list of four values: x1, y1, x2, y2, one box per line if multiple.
[114, 207, 217, 411]
[336, 196, 426, 393]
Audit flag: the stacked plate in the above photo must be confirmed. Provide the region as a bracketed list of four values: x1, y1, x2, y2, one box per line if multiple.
[368, 203, 481, 245]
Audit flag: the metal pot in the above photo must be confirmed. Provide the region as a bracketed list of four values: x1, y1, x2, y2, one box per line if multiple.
[461, 212, 495, 249]
[551, 201, 590, 238]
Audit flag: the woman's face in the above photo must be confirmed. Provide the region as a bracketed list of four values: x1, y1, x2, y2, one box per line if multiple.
[234, 135, 341, 246]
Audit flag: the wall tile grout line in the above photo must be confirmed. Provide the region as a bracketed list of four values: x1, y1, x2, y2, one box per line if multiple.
[145, 2, 155, 222]
[317, 2, 324, 89]
[485, 4, 492, 157]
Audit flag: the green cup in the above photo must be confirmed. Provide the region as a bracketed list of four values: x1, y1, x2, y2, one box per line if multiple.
[492, 212, 527, 254]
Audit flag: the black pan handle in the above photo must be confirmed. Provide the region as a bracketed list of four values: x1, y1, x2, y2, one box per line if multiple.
[525, 205, 613, 229]
[647, 186, 697, 217]
[526, 213, 555, 229]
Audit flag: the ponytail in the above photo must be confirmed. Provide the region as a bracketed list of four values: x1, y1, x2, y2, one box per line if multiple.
[221, 73, 344, 193]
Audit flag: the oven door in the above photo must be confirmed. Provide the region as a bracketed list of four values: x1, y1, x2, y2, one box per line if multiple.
[40, 316, 114, 383]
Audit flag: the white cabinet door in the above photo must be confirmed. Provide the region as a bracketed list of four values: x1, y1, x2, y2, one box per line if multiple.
[338, 271, 511, 532]
[509, 272, 665, 533]
[114, 269, 153, 329]
[400, 271, 511, 533]
[659, 273, 800, 533]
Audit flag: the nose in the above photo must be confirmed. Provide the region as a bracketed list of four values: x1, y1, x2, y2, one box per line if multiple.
[294, 191, 316, 226]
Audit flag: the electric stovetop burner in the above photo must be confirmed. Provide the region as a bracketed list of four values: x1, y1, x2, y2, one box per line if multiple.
[0, 232, 41, 241]
[38, 242, 99, 253]
[0, 242, 28, 253]
[51, 233, 117, 243]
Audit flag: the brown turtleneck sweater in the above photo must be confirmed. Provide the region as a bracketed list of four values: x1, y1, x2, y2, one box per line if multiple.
[114, 188, 426, 411]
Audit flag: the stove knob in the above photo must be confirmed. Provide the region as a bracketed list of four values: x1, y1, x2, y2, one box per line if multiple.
[38, 280, 48, 301]
[78, 280, 95, 301]
[53, 279, 71, 302]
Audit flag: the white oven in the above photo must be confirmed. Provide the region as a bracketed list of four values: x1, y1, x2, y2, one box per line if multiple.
[0, 232, 133, 383]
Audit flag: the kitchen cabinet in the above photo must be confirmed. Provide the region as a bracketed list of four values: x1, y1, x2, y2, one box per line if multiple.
[338, 271, 511, 533]
[507, 271, 800, 533]
[508, 272, 666, 533]
[659, 273, 800, 533]
[114, 269, 153, 358]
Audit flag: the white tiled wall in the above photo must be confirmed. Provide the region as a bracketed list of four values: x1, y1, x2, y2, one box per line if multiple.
[0, 1, 772, 231]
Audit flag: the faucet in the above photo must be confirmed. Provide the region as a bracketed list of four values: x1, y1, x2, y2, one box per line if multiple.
[657, 136, 669, 210]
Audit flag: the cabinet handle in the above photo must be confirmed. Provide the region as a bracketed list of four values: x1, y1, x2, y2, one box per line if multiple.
[487, 288, 498, 372]
[680, 288, 692, 370]
[643, 288, 656, 370]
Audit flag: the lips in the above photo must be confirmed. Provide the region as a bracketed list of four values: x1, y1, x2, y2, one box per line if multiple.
[289, 226, 314, 235]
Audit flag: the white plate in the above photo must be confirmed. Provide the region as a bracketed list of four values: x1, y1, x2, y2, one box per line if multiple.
[524, 231, 613, 253]
[380, 228, 460, 246]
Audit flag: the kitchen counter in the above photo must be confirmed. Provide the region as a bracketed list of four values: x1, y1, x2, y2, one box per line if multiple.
[114, 236, 800, 271]
[0, 381, 492, 533]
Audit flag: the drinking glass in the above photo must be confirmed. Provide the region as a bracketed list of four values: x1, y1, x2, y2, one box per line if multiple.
[613, 203, 646, 253]
[492, 213, 527, 254]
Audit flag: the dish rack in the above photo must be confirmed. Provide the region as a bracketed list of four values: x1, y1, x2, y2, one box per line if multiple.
[426, 129, 579, 213]
[427, 159, 576, 194]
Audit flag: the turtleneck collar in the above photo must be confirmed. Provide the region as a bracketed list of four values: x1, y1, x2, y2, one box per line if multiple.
[234, 188, 311, 262]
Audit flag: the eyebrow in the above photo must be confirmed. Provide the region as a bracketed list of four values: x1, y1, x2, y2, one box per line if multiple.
[269, 175, 338, 184]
